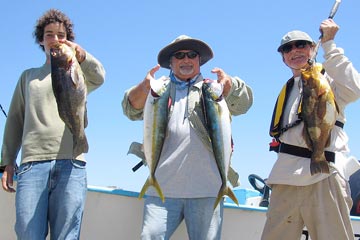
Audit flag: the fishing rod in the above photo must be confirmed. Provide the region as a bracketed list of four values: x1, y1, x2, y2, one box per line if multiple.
[0, 104, 6, 173]
[308, 0, 342, 65]
[0, 104, 7, 118]
[0, 104, 18, 174]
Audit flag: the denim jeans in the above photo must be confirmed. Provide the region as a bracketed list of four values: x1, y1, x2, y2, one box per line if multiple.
[141, 196, 223, 240]
[15, 159, 87, 240]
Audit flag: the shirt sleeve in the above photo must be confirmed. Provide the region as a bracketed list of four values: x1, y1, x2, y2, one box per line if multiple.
[322, 40, 360, 105]
[121, 86, 144, 121]
[80, 52, 106, 94]
[225, 76, 253, 116]
[1, 74, 26, 166]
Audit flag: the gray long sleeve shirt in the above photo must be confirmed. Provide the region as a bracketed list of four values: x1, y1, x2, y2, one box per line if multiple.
[1, 52, 105, 166]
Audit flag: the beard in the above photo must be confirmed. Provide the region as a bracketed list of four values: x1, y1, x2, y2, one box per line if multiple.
[179, 65, 194, 76]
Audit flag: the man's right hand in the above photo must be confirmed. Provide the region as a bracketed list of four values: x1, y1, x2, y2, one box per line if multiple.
[1, 165, 16, 193]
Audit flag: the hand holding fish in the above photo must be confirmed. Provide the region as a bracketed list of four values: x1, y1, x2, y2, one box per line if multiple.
[59, 39, 86, 63]
[142, 64, 161, 94]
[301, 64, 337, 175]
[320, 19, 339, 43]
[50, 43, 88, 157]
[128, 65, 161, 110]
[211, 67, 232, 96]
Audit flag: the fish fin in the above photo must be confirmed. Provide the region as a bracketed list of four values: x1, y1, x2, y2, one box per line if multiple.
[138, 178, 149, 200]
[213, 185, 239, 209]
[127, 142, 146, 162]
[302, 127, 313, 151]
[226, 186, 239, 206]
[310, 161, 330, 175]
[84, 103, 88, 128]
[228, 166, 240, 188]
[138, 176, 165, 203]
[152, 177, 165, 203]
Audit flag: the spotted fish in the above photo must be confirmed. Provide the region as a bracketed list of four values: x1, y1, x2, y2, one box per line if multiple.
[301, 64, 337, 175]
[50, 43, 88, 157]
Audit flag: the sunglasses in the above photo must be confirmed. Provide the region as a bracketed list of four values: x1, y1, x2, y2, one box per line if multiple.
[172, 51, 199, 59]
[280, 40, 309, 53]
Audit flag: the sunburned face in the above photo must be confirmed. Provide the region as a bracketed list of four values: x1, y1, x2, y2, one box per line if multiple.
[281, 41, 313, 75]
[170, 50, 200, 81]
[40, 22, 67, 56]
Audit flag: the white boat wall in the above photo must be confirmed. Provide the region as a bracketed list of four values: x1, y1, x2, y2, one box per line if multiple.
[1, 174, 360, 240]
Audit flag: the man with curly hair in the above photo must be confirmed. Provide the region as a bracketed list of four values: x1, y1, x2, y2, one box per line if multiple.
[1, 9, 105, 239]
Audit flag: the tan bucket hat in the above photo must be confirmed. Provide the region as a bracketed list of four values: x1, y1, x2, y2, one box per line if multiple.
[157, 35, 214, 69]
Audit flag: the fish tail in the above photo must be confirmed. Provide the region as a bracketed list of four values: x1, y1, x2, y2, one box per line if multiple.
[226, 187, 239, 206]
[213, 185, 239, 209]
[138, 176, 165, 203]
[138, 178, 150, 200]
[310, 161, 330, 175]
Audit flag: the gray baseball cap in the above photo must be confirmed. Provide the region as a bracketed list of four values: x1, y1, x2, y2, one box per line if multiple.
[277, 30, 314, 52]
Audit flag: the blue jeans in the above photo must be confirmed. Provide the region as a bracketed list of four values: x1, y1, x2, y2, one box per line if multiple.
[15, 160, 87, 240]
[141, 196, 223, 240]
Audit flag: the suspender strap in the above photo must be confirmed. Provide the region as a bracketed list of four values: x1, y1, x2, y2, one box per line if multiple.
[277, 143, 335, 163]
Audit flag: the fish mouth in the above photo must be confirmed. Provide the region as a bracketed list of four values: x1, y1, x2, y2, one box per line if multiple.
[50, 43, 74, 63]
[50, 43, 63, 57]
[50, 48, 60, 57]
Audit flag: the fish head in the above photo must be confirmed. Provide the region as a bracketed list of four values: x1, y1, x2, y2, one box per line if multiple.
[149, 78, 170, 97]
[301, 64, 323, 89]
[50, 43, 76, 69]
[203, 79, 224, 101]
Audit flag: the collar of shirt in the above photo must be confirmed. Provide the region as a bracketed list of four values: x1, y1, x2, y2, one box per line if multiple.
[169, 71, 200, 90]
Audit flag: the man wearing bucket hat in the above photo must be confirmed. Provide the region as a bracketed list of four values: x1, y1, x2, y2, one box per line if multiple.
[261, 19, 360, 240]
[122, 35, 253, 239]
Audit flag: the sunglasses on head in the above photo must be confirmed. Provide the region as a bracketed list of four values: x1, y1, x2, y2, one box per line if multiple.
[280, 40, 309, 53]
[172, 51, 199, 59]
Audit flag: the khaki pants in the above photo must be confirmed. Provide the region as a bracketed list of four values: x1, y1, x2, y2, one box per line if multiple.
[261, 174, 354, 240]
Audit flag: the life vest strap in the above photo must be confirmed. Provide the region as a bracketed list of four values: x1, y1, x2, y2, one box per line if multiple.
[274, 143, 335, 163]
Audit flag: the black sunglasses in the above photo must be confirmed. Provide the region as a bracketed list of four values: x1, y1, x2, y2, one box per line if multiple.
[172, 51, 199, 59]
[281, 40, 309, 53]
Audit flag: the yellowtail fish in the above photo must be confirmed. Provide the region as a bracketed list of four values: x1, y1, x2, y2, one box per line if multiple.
[202, 79, 239, 208]
[139, 78, 171, 202]
[50, 43, 88, 157]
[301, 64, 337, 175]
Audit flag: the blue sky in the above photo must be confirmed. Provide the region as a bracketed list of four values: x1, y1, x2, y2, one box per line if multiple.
[1, 0, 360, 191]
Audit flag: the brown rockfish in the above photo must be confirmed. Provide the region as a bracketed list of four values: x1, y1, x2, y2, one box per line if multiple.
[301, 64, 337, 175]
[50, 43, 88, 157]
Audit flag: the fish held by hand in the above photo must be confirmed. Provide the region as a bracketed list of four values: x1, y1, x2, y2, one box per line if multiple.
[50, 43, 88, 158]
[301, 64, 338, 175]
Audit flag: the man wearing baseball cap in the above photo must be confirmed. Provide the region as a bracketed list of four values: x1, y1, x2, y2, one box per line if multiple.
[122, 35, 253, 239]
[262, 19, 360, 240]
